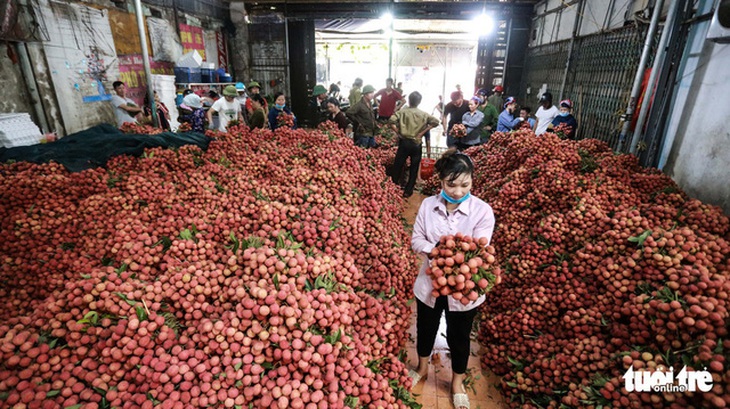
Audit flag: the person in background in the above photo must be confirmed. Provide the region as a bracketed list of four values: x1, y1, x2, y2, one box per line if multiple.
[487, 85, 504, 111]
[534, 92, 559, 135]
[395, 81, 404, 96]
[475, 88, 498, 143]
[326, 97, 352, 133]
[207, 85, 243, 132]
[312, 84, 330, 126]
[442, 91, 470, 148]
[143, 91, 171, 131]
[234, 82, 247, 122]
[497, 97, 524, 132]
[201, 90, 219, 108]
[388, 91, 439, 198]
[346, 84, 378, 148]
[268, 92, 297, 131]
[349, 78, 363, 108]
[110, 81, 143, 127]
[177, 88, 195, 119]
[520, 106, 536, 129]
[409, 150, 496, 409]
[459, 97, 485, 151]
[432, 95, 444, 117]
[549, 99, 579, 139]
[246, 81, 268, 117]
[328, 83, 341, 100]
[374, 78, 405, 121]
[180, 93, 206, 133]
[455, 84, 463, 99]
[248, 94, 268, 130]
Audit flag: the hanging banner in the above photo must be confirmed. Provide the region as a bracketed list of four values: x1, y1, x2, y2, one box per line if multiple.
[117, 55, 175, 105]
[179, 23, 205, 60]
[216, 32, 228, 71]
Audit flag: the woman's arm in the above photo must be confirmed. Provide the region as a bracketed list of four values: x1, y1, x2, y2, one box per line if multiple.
[411, 202, 435, 255]
[472, 205, 496, 245]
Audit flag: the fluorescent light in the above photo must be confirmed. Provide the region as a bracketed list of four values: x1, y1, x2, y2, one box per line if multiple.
[473, 12, 494, 37]
[380, 12, 393, 25]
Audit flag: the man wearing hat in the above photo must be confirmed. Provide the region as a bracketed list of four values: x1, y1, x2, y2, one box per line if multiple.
[245, 81, 268, 118]
[534, 92, 559, 135]
[207, 85, 244, 132]
[346, 84, 378, 148]
[311, 84, 329, 126]
[476, 88, 499, 143]
[497, 96, 524, 132]
[488, 85, 504, 111]
[548, 99, 578, 139]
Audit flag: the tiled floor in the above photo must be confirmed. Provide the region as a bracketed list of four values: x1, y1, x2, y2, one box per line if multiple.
[403, 194, 506, 409]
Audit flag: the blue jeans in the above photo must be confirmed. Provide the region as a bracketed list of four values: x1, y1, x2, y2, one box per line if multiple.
[356, 135, 376, 148]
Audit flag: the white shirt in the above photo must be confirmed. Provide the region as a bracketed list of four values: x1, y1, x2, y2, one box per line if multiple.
[210, 98, 241, 131]
[535, 105, 559, 135]
[111, 95, 138, 127]
[411, 194, 495, 312]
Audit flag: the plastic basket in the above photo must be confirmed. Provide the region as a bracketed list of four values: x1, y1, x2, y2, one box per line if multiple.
[420, 158, 436, 180]
[174, 67, 202, 84]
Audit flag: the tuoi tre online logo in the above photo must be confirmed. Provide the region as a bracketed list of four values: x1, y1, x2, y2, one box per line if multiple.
[623, 365, 714, 393]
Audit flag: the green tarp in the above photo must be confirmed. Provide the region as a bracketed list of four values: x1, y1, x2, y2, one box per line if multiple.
[0, 124, 210, 172]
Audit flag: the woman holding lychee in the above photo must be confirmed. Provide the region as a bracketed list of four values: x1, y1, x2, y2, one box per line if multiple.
[410, 149, 496, 409]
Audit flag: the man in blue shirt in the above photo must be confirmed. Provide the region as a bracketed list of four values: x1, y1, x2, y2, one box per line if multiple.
[497, 97, 524, 132]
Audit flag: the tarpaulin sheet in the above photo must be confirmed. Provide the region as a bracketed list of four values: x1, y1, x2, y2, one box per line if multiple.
[0, 124, 210, 172]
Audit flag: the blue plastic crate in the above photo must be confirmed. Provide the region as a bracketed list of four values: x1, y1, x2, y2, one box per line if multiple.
[201, 68, 216, 83]
[174, 67, 202, 84]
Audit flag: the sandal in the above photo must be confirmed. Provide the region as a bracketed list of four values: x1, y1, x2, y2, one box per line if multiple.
[407, 369, 424, 389]
[452, 392, 470, 409]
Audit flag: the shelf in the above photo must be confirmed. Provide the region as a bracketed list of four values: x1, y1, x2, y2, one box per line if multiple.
[176, 83, 236, 87]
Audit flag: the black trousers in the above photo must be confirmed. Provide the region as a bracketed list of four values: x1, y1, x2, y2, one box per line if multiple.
[391, 138, 422, 195]
[417, 297, 478, 374]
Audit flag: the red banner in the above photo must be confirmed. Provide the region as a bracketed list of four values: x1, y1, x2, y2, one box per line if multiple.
[179, 24, 205, 61]
[216, 32, 228, 71]
[117, 55, 174, 106]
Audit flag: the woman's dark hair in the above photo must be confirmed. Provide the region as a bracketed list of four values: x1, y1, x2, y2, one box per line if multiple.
[182, 89, 194, 96]
[326, 97, 340, 107]
[273, 91, 285, 102]
[250, 94, 265, 105]
[435, 148, 474, 182]
[208, 90, 219, 99]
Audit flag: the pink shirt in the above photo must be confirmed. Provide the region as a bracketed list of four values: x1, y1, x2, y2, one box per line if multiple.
[411, 194, 496, 311]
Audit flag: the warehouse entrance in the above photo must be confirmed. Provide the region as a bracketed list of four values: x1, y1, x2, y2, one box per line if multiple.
[315, 19, 480, 148]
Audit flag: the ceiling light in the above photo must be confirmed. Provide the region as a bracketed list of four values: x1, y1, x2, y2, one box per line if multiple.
[380, 12, 393, 25]
[473, 12, 494, 37]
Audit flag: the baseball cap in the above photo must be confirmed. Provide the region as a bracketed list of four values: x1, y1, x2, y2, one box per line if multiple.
[560, 99, 572, 109]
[476, 88, 489, 97]
[313, 84, 327, 96]
[539, 92, 553, 103]
[235, 82, 245, 91]
[503, 96, 516, 109]
[493, 85, 504, 93]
